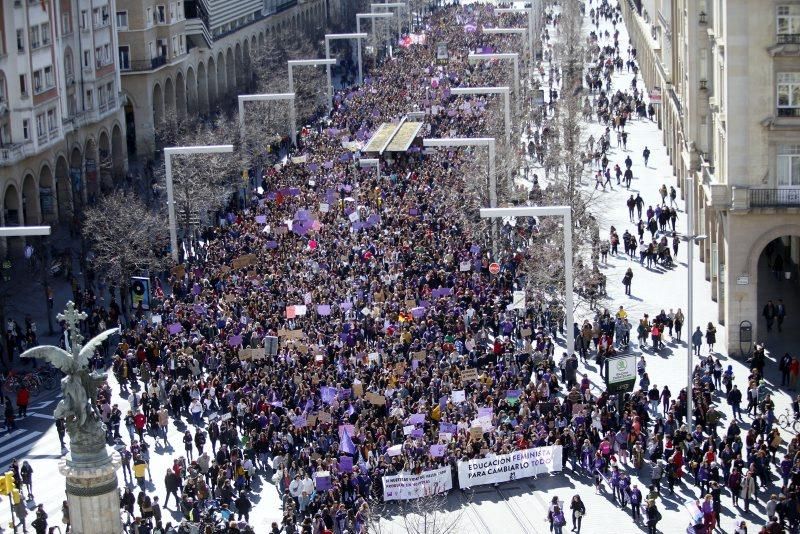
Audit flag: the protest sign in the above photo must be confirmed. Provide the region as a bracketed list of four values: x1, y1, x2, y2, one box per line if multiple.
[315, 471, 331, 491]
[352, 380, 363, 398]
[461, 368, 479, 383]
[382, 467, 452, 501]
[451, 390, 466, 403]
[366, 392, 386, 406]
[456, 446, 563, 488]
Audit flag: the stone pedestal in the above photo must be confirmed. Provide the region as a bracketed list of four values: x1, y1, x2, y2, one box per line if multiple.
[59, 449, 122, 534]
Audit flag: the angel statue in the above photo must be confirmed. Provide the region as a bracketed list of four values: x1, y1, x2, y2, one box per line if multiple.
[20, 301, 118, 453]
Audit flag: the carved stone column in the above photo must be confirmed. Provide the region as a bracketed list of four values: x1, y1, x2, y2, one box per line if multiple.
[59, 449, 122, 534]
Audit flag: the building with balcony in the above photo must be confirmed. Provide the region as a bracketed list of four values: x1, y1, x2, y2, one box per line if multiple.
[0, 0, 126, 249]
[621, 0, 800, 354]
[118, 0, 328, 156]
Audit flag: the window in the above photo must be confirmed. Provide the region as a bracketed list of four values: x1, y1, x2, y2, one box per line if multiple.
[47, 108, 56, 132]
[33, 70, 42, 93]
[116, 11, 128, 29]
[16, 29, 24, 52]
[169, 2, 175, 22]
[22, 119, 29, 140]
[44, 65, 53, 88]
[157, 5, 166, 23]
[146, 7, 153, 28]
[177, 1, 183, 20]
[106, 82, 114, 105]
[80, 9, 88, 30]
[778, 145, 800, 186]
[171, 36, 177, 57]
[101, 5, 109, 25]
[29, 26, 40, 49]
[98, 85, 105, 107]
[64, 51, 74, 81]
[83, 50, 90, 68]
[778, 5, 800, 36]
[18, 74, 26, 95]
[778, 72, 800, 115]
[92, 8, 100, 27]
[148, 41, 154, 59]
[85, 89, 93, 109]
[179, 34, 184, 54]
[41, 23, 50, 45]
[62, 12, 72, 34]
[118, 46, 130, 70]
[35, 112, 46, 139]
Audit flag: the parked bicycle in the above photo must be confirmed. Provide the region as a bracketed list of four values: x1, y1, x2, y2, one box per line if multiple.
[777, 407, 799, 433]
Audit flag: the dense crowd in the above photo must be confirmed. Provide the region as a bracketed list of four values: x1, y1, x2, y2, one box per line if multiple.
[7, 1, 798, 534]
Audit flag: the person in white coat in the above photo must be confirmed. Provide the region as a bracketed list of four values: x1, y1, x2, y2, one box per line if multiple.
[739, 471, 757, 513]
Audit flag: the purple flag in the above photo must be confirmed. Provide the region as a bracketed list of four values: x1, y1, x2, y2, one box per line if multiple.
[340, 428, 357, 455]
[339, 456, 353, 472]
[439, 422, 457, 434]
[317, 304, 332, 316]
[255, 215, 267, 224]
[430, 444, 446, 457]
[228, 335, 243, 347]
[167, 323, 183, 335]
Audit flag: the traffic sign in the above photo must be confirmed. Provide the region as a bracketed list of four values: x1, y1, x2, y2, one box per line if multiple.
[489, 263, 500, 275]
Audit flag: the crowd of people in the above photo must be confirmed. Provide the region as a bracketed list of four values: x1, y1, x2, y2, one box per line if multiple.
[5, 1, 798, 534]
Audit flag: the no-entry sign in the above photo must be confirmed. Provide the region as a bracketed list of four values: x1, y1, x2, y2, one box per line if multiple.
[489, 263, 500, 275]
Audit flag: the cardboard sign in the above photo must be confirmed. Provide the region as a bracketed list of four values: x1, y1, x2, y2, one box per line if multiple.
[277, 329, 304, 340]
[238, 348, 252, 360]
[171, 265, 186, 278]
[307, 414, 318, 426]
[318, 412, 332, 424]
[451, 390, 466, 403]
[221, 413, 232, 421]
[352, 381, 364, 398]
[231, 254, 257, 270]
[461, 368, 479, 383]
[459, 260, 471, 272]
[521, 327, 532, 338]
[412, 351, 426, 361]
[469, 426, 484, 440]
[366, 392, 386, 406]
[250, 347, 266, 360]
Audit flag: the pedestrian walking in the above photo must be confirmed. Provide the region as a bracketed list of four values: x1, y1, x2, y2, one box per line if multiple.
[622, 268, 633, 295]
[569, 495, 585, 533]
[692, 327, 703, 356]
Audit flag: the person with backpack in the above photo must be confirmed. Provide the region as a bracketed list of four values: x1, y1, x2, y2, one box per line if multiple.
[645, 500, 661, 534]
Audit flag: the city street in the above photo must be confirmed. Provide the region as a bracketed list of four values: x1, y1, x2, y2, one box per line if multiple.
[0, 1, 793, 534]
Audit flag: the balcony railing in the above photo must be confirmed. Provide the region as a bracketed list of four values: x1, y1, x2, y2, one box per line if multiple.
[0, 143, 29, 165]
[778, 107, 800, 117]
[126, 55, 167, 72]
[750, 188, 800, 208]
[777, 33, 800, 44]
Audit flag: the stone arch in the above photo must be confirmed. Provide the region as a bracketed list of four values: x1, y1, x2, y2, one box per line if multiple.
[186, 66, 198, 112]
[235, 42, 244, 89]
[54, 154, 72, 222]
[207, 56, 218, 105]
[196, 62, 209, 113]
[69, 146, 84, 210]
[226, 47, 235, 95]
[111, 123, 125, 183]
[258, 32, 265, 49]
[98, 129, 112, 191]
[38, 163, 57, 223]
[21, 172, 40, 226]
[2, 182, 21, 255]
[84, 137, 99, 203]
[164, 76, 175, 117]
[242, 40, 251, 90]
[152, 82, 164, 125]
[216, 51, 226, 98]
[175, 71, 187, 118]
[747, 225, 800, 276]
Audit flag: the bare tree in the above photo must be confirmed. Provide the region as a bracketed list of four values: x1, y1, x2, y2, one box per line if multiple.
[368, 493, 465, 534]
[82, 191, 169, 306]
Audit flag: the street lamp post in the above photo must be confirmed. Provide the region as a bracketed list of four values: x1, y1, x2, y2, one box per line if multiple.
[468, 52, 520, 114]
[483, 26, 529, 59]
[494, 4, 539, 69]
[684, 175, 707, 427]
[164, 145, 235, 262]
[450, 87, 511, 144]
[480, 206, 574, 355]
[287, 59, 337, 125]
[423, 137, 497, 256]
[238, 93, 296, 152]
[324, 33, 368, 94]
[371, 2, 407, 41]
[356, 13, 395, 84]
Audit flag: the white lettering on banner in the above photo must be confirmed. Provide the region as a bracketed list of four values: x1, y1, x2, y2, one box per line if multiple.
[456, 446, 563, 488]
[382, 467, 453, 501]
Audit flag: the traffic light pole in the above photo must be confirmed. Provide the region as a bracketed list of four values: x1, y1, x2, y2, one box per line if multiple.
[8, 493, 16, 533]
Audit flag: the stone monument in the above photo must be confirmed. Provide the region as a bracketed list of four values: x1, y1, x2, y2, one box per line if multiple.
[21, 302, 122, 534]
